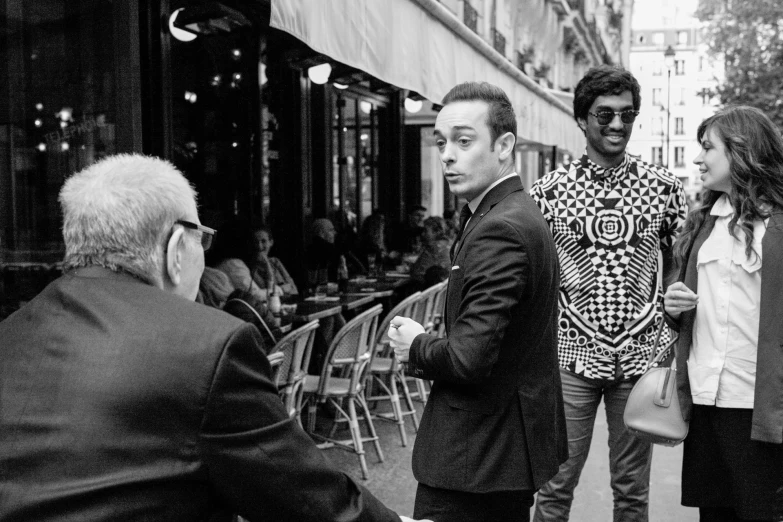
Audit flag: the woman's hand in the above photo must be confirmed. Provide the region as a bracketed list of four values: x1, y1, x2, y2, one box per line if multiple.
[664, 281, 698, 320]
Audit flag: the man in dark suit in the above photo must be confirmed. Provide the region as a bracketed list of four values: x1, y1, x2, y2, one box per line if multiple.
[389, 82, 568, 521]
[0, 154, 418, 522]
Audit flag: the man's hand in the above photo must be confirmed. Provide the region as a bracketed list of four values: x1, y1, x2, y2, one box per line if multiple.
[388, 316, 425, 363]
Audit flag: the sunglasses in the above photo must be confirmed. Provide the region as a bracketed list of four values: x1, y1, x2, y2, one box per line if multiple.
[588, 110, 639, 126]
[175, 219, 217, 252]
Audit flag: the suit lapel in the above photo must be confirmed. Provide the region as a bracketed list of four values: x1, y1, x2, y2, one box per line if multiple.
[451, 176, 523, 261]
[759, 212, 783, 345]
[447, 177, 523, 330]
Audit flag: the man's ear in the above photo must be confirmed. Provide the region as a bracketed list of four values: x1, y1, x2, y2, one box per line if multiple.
[165, 227, 186, 287]
[577, 117, 587, 134]
[496, 131, 516, 161]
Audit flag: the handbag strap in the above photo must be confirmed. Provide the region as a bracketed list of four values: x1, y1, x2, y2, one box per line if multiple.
[645, 217, 703, 370]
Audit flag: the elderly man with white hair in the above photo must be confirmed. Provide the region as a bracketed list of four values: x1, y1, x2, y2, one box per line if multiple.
[0, 154, 421, 522]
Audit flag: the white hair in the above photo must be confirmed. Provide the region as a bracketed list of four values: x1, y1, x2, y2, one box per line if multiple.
[59, 154, 197, 284]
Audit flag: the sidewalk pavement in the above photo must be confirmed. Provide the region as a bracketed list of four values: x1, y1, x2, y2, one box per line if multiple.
[319, 398, 698, 521]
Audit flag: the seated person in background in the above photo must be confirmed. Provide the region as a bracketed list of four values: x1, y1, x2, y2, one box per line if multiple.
[306, 218, 340, 287]
[210, 220, 279, 304]
[442, 208, 460, 242]
[196, 265, 234, 308]
[209, 221, 282, 347]
[252, 226, 298, 297]
[409, 216, 451, 287]
[354, 212, 387, 273]
[305, 218, 347, 373]
[424, 265, 449, 288]
[389, 205, 427, 255]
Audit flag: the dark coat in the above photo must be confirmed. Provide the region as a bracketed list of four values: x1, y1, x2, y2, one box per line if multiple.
[0, 266, 398, 522]
[406, 177, 568, 493]
[673, 211, 783, 444]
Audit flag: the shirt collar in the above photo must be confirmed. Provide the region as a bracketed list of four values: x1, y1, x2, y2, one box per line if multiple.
[468, 173, 518, 214]
[580, 152, 630, 183]
[710, 193, 734, 217]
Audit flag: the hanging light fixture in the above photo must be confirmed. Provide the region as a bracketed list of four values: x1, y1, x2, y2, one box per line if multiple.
[404, 98, 423, 113]
[307, 63, 332, 85]
[360, 100, 373, 114]
[169, 8, 197, 42]
[333, 82, 348, 90]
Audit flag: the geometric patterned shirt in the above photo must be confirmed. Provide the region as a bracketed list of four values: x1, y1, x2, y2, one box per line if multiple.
[531, 152, 687, 380]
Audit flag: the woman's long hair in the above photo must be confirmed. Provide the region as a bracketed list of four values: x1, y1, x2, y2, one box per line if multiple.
[672, 106, 783, 267]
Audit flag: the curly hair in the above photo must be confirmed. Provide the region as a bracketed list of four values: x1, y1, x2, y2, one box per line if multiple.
[573, 65, 641, 123]
[672, 105, 783, 267]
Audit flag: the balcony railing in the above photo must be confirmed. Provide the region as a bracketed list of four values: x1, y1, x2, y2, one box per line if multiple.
[463, 1, 478, 34]
[491, 28, 506, 56]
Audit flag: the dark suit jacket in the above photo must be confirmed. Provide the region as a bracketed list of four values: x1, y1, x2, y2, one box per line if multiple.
[406, 177, 568, 493]
[0, 267, 398, 522]
[672, 211, 783, 444]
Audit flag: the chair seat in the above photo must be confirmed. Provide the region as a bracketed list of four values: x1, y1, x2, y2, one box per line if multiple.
[370, 356, 396, 373]
[303, 375, 360, 397]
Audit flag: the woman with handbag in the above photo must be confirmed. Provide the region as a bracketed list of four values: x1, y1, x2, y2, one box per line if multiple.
[664, 106, 783, 522]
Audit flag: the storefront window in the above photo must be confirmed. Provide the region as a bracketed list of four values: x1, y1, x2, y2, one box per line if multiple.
[168, 10, 260, 229]
[1, 0, 119, 316]
[331, 91, 382, 235]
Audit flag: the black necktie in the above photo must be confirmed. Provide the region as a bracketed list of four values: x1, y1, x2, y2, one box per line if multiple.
[450, 205, 473, 260]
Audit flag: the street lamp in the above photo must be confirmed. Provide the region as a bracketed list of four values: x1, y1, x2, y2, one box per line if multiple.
[663, 45, 676, 169]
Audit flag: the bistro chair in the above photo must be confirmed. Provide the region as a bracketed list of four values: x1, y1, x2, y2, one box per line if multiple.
[366, 291, 422, 447]
[424, 279, 448, 337]
[302, 304, 384, 480]
[406, 281, 447, 403]
[267, 320, 319, 425]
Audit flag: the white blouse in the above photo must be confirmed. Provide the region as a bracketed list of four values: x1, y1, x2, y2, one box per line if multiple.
[689, 195, 768, 408]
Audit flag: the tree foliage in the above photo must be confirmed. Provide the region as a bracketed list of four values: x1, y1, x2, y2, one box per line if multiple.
[697, 0, 783, 128]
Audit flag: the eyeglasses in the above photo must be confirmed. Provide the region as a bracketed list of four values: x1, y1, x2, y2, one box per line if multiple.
[588, 110, 639, 126]
[175, 219, 216, 252]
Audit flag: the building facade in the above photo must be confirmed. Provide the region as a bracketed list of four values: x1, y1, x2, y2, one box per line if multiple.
[627, 0, 723, 201]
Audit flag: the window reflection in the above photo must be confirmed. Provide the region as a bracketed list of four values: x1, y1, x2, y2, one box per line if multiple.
[1, 0, 118, 316]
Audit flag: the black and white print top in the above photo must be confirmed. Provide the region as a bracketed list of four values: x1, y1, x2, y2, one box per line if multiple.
[531, 153, 687, 380]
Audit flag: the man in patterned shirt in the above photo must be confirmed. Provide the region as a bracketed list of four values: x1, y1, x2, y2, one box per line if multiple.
[531, 65, 687, 521]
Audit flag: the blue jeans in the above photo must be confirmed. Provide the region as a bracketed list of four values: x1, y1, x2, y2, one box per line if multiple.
[533, 369, 653, 522]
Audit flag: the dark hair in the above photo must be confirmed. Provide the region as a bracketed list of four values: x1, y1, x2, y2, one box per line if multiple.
[673, 105, 783, 266]
[253, 225, 273, 240]
[410, 205, 427, 214]
[423, 216, 448, 241]
[442, 81, 517, 154]
[573, 65, 641, 123]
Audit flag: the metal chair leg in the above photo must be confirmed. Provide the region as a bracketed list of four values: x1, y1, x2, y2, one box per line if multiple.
[347, 397, 369, 479]
[358, 393, 384, 463]
[398, 371, 420, 431]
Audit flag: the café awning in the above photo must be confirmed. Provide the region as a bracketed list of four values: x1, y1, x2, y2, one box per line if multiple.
[270, 0, 585, 154]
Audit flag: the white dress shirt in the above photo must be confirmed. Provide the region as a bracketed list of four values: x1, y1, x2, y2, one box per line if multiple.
[689, 194, 768, 408]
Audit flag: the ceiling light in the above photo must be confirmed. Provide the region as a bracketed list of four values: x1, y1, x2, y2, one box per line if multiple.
[307, 63, 332, 85]
[169, 8, 197, 42]
[405, 98, 423, 113]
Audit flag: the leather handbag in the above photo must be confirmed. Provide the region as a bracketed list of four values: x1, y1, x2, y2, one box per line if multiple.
[623, 318, 689, 446]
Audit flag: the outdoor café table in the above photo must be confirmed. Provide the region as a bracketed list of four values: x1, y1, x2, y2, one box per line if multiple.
[346, 275, 409, 299]
[287, 293, 375, 323]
